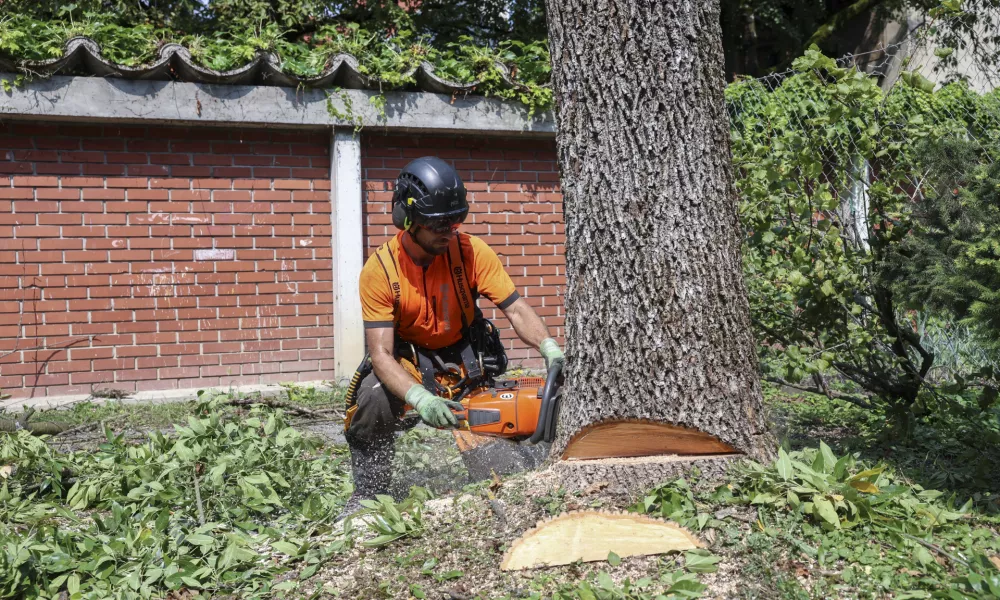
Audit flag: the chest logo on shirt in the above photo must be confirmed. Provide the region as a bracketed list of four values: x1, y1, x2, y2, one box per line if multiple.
[453, 266, 471, 310]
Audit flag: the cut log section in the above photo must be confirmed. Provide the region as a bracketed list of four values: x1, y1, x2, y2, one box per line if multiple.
[560, 419, 739, 461]
[500, 510, 702, 571]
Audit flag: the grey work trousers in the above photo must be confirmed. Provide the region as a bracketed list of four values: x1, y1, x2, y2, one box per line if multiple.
[345, 372, 408, 448]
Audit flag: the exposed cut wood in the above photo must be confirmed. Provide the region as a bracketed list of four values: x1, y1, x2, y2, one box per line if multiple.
[452, 429, 494, 452]
[560, 420, 739, 461]
[500, 510, 702, 571]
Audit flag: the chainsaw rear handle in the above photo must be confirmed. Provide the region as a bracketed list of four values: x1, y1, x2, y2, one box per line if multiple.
[528, 360, 563, 445]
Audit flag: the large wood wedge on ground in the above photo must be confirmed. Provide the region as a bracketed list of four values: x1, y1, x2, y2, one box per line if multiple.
[500, 510, 702, 571]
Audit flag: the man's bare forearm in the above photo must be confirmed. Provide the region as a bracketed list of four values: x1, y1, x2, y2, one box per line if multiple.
[373, 352, 421, 401]
[366, 329, 421, 401]
[502, 297, 552, 351]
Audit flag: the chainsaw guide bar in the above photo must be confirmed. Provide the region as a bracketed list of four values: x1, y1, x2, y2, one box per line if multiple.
[560, 418, 739, 461]
[500, 509, 702, 571]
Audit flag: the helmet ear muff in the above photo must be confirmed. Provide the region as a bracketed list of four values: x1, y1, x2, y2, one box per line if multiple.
[391, 201, 409, 230]
[391, 180, 413, 230]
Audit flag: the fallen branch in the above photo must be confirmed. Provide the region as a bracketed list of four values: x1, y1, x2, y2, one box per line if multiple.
[224, 397, 335, 420]
[53, 415, 127, 439]
[902, 533, 969, 568]
[193, 467, 206, 526]
[764, 377, 873, 409]
[0, 407, 72, 435]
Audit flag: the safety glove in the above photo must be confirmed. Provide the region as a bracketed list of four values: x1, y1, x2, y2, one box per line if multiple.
[539, 338, 565, 371]
[405, 385, 463, 428]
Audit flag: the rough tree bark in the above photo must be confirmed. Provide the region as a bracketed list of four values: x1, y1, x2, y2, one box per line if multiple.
[544, 0, 774, 488]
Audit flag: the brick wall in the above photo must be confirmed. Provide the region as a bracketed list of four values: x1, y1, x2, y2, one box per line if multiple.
[361, 133, 565, 367]
[0, 124, 564, 400]
[0, 122, 333, 399]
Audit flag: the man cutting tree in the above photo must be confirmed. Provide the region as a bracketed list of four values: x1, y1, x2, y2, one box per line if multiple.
[338, 157, 565, 520]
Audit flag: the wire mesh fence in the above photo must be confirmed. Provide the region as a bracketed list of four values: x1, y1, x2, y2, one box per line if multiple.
[727, 6, 1000, 211]
[725, 7, 1000, 385]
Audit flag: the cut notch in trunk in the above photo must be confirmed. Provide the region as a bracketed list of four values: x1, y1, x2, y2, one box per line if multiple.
[560, 419, 740, 461]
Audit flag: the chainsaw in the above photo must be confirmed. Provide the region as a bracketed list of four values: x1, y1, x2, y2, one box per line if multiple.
[344, 357, 564, 445]
[446, 360, 563, 444]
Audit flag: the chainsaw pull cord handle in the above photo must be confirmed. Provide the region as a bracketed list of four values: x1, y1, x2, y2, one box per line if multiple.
[528, 360, 563, 445]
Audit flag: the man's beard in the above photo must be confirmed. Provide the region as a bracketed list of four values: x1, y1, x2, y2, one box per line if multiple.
[410, 230, 449, 256]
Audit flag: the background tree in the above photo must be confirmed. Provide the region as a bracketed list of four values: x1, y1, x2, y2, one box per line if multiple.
[5, 0, 998, 82]
[543, 0, 774, 485]
[886, 137, 1000, 364]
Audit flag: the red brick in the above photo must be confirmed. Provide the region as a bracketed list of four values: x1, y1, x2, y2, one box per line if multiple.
[34, 138, 80, 151]
[128, 139, 169, 152]
[14, 226, 60, 238]
[34, 189, 79, 200]
[84, 164, 126, 176]
[47, 360, 94, 373]
[68, 347, 113, 360]
[128, 165, 170, 177]
[62, 151, 106, 163]
[117, 368, 159, 381]
[60, 201, 104, 213]
[137, 356, 178, 369]
[13, 150, 59, 162]
[106, 152, 149, 164]
[106, 178, 149, 188]
[83, 189, 126, 200]
[150, 154, 192, 166]
[0, 163, 33, 174]
[151, 178, 191, 189]
[35, 215, 81, 227]
[65, 250, 108, 263]
[24, 373, 71, 386]
[69, 372, 113, 385]
[172, 141, 212, 153]
[93, 357, 135, 370]
[159, 366, 200, 379]
[83, 139, 125, 151]
[179, 355, 219, 366]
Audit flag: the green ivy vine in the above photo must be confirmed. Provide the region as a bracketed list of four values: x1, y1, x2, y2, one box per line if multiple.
[0, 14, 553, 115]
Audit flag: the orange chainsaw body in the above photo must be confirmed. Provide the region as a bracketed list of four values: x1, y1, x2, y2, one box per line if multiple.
[458, 376, 546, 440]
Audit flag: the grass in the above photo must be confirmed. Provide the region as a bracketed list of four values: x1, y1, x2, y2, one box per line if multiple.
[2, 381, 999, 599]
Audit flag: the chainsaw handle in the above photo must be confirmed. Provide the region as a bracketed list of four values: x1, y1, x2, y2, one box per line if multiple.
[443, 400, 467, 424]
[528, 360, 563, 445]
[402, 399, 469, 429]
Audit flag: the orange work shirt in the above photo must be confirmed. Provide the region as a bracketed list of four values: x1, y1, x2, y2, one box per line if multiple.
[360, 231, 519, 350]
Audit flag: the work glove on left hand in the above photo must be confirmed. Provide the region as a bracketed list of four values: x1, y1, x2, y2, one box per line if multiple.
[405, 385, 463, 429]
[539, 338, 564, 371]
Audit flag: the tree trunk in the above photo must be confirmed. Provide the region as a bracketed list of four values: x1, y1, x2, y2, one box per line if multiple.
[544, 0, 774, 484]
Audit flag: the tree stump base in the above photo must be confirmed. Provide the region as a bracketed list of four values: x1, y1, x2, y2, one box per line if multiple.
[547, 453, 740, 496]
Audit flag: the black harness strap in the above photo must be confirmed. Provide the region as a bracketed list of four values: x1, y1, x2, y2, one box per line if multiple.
[374, 240, 402, 330]
[446, 237, 483, 383]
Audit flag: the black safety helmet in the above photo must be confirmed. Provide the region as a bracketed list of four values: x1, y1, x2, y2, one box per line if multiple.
[391, 157, 469, 232]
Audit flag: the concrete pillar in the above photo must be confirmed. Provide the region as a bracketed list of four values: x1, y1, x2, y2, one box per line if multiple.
[331, 129, 365, 382]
